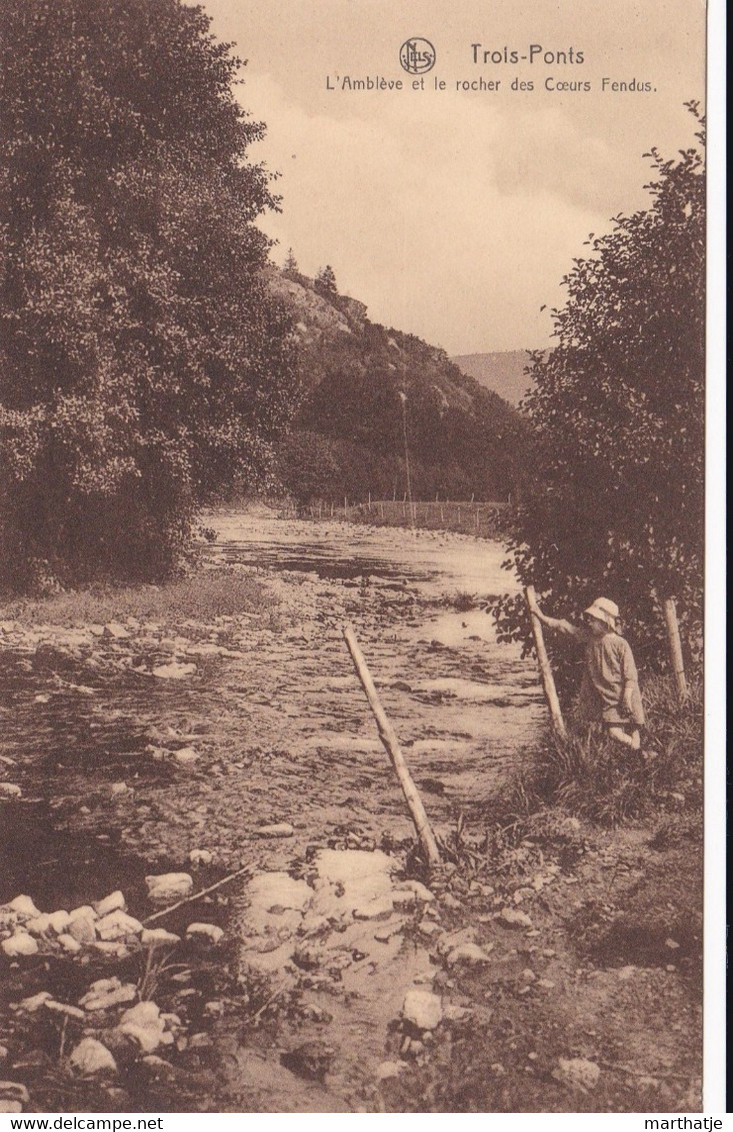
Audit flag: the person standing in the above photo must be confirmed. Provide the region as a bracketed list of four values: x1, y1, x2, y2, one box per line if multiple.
[531, 596, 645, 750]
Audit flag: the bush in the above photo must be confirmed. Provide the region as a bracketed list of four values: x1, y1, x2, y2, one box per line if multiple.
[511, 676, 702, 826]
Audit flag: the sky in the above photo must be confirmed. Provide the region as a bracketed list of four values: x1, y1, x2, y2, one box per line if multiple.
[202, 0, 706, 355]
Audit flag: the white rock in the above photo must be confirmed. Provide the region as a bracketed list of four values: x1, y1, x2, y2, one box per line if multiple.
[43, 1000, 86, 1021]
[94, 891, 126, 917]
[69, 905, 98, 922]
[141, 929, 181, 947]
[0, 1046, 8, 1060]
[82, 977, 121, 997]
[25, 915, 52, 936]
[119, 1001, 161, 1027]
[19, 991, 53, 1012]
[117, 1002, 168, 1053]
[68, 916, 96, 944]
[104, 622, 130, 640]
[57, 934, 82, 954]
[95, 911, 144, 940]
[352, 896, 394, 921]
[92, 941, 130, 959]
[189, 849, 213, 866]
[7, 896, 41, 921]
[500, 907, 533, 930]
[173, 747, 198, 765]
[394, 880, 435, 905]
[0, 1083, 29, 1104]
[446, 942, 495, 966]
[2, 933, 38, 958]
[554, 1058, 601, 1091]
[152, 662, 197, 680]
[255, 822, 294, 838]
[402, 990, 442, 1031]
[185, 923, 224, 944]
[110, 782, 129, 796]
[0, 783, 21, 799]
[376, 1061, 407, 1080]
[145, 873, 193, 903]
[69, 1038, 117, 1075]
[80, 983, 137, 1012]
[47, 910, 72, 934]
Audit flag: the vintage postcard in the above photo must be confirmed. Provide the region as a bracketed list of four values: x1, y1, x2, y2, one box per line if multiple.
[0, 0, 722, 1121]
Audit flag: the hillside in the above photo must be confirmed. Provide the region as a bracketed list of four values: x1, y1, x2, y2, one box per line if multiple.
[266, 267, 534, 507]
[451, 350, 533, 407]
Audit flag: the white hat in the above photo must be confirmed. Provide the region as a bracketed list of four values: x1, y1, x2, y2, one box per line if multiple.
[583, 597, 620, 629]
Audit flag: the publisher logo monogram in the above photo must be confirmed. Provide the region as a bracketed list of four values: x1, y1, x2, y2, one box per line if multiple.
[399, 38, 436, 74]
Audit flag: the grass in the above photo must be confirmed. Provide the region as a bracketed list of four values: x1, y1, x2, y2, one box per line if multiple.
[508, 675, 703, 827]
[0, 567, 270, 627]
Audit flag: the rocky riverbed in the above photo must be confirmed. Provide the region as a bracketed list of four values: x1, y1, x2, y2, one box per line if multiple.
[0, 510, 703, 1113]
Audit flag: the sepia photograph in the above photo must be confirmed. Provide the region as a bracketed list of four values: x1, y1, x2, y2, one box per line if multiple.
[0, 0, 721, 1118]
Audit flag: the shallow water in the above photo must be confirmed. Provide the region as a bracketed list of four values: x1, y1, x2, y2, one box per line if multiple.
[1, 509, 546, 1112]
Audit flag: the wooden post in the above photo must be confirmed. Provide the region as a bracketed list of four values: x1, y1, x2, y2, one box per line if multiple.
[663, 597, 688, 703]
[525, 586, 567, 739]
[343, 624, 441, 868]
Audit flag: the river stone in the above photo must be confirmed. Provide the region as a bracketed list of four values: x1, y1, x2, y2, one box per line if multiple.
[500, 907, 533, 930]
[69, 1038, 117, 1075]
[352, 896, 394, 921]
[80, 983, 137, 1012]
[0, 783, 21, 799]
[446, 942, 495, 966]
[394, 880, 435, 905]
[44, 1000, 86, 1021]
[173, 747, 198, 765]
[189, 849, 213, 866]
[7, 896, 40, 921]
[554, 1057, 601, 1091]
[141, 929, 181, 947]
[46, 910, 72, 934]
[103, 622, 130, 640]
[0, 1083, 29, 1106]
[19, 991, 53, 1012]
[152, 662, 197, 680]
[96, 911, 144, 940]
[25, 914, 52, 936]
[402, 990, 442, 1031]
[69, 904, 98, 922]
[117, 1002, 170, 1053]
[376, 1061, 407, 1080]
[185, 923, 224, 944]
[145, 873, 193, 902]
[2, 933, 38, 958]
[57, 934, 82, 953]
[255, 822, 294, 838]
[68, 916, 96, 944]
[94, 891, 126, 917]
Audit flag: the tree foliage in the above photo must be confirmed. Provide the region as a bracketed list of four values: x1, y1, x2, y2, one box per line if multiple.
[0, 0, 297, 589]
[495, 105, 705, 676]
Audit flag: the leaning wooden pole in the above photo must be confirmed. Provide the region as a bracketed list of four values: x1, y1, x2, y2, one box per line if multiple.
[342, 623, 441, 867]
[663, 597, 688, 703]
[524, 585, 567, 740]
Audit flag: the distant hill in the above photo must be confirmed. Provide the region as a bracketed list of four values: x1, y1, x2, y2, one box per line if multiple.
[264, 266, 534, 506]
[451, 351, 533, 407]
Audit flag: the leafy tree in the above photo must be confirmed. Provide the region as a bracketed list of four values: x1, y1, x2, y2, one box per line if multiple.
[0, 0, 297, 589]
[494, 105, 705, 678]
